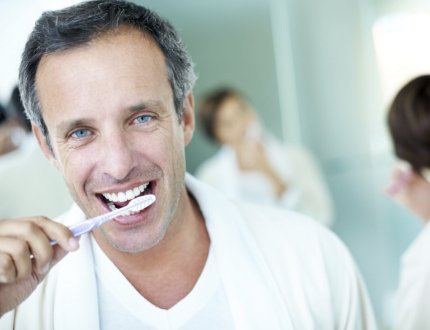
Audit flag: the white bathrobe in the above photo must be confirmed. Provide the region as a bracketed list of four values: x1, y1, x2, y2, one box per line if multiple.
[1, 175, 375, 329]
[395, 222, 430, 329]
[196, 136, 334, 227]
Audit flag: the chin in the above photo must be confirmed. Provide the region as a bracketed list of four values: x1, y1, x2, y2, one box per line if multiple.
[99, 216, 169, 253]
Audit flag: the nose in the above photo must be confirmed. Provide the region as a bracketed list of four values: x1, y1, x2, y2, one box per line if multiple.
[99, 131, 135, 181]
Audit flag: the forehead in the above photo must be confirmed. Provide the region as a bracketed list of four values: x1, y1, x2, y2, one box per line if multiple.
[35, 27, 172, 123]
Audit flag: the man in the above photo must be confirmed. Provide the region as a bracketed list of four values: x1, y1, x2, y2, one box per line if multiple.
[386, 75, 430, 329]
[197, 87, 333, 227]
[0, 1, 375, 329]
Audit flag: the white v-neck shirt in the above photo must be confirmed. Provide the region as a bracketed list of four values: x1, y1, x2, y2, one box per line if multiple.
[91, 236, 235, 329]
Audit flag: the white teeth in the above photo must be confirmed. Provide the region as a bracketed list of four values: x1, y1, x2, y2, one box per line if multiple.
[108, 202, 117, 211]
[125, 190, 134, 200]
[118, 192, 126, 202]
[102, 182, 150, 203]
[139, 183, 148, 192]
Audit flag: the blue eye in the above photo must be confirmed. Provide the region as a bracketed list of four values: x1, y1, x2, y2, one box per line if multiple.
[135, 115, 152, 124]
[71, 129, 91, 139]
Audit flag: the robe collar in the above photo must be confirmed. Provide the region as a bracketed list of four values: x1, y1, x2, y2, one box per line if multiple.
[52, 173, 293, 329]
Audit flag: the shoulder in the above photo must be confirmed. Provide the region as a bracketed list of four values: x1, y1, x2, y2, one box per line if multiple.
[232, 202, 375, 326]
[234, 201, 357, 286]
[236, 202, 339, 252]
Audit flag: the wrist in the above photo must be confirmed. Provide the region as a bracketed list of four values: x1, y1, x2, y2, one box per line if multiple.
[263, 168, 288, 197]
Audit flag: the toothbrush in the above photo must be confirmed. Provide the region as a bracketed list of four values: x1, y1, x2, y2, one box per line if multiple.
[29, 194, 156, 259]
[52, 194, 156, 245]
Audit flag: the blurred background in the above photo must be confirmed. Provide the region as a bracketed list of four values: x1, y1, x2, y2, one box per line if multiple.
[1, 0, 429, 327]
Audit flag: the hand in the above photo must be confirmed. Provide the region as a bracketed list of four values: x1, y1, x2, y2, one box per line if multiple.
[0, 217, 79, 317]
[386, 165, 430, 223]
[235, 141, 288, 197]
[235, 141, 270, 172]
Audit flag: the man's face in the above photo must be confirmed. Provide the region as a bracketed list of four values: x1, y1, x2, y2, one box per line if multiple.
[34, 28, 194, 253]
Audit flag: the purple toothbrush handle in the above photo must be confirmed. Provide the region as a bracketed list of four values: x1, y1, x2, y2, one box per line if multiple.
[48, 221, 94, 246]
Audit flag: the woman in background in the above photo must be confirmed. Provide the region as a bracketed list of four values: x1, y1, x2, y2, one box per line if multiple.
[387, 75, 430, 329]
[196, 87, 333, 227]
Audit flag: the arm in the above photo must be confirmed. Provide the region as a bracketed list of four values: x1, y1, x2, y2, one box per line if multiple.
[278, 146, 333, 226]
[318, 226, 377, 329]
[235, 141, 289, 197]
[385, 164, 430, 328]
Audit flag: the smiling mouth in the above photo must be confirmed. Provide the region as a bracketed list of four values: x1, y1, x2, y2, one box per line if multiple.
[97, 180, 156, 213]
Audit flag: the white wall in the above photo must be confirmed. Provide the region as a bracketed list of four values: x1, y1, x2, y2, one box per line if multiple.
[0, 0, 80, 103]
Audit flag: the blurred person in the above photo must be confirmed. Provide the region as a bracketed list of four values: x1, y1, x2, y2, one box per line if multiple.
[0, 102, 23, 157]
[196, 87, 333, 226]
[3, 86, 32, 154]
[0, 1, 375, 329]
[0, 86, 72, 218]
[7, 86, 31, 134]
[0, 86, 33, 157]
[0, 104, 11, 154]
[386, 74, 430, 329]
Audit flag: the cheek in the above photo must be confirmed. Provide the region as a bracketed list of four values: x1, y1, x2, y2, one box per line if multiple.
[159, 126, 186, 173]
[220, 125, 237, 141]
[57, 147, 95, 192]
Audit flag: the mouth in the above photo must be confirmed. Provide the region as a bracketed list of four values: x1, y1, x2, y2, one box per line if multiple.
[96, 180, 157, 225]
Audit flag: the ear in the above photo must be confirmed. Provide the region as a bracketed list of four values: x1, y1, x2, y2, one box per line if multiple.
[181, 92, 195, 146]
[32, 123, 60, 170]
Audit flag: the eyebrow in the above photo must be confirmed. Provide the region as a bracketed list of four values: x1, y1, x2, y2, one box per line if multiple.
[127, 100, 165, 114]
[57, 118, 95, 137]
[56, 100, 166, 135]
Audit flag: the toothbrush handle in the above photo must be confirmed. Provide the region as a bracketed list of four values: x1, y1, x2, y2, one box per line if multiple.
[69, 220, 97, 237]
[47, 194, 156, 247]
[48, 220, 96, 247]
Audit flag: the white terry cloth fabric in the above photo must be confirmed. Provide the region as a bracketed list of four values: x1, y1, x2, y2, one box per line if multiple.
[395, 222, 430, 329]
[93, 235, 235, 329]
[196, 135, 334, 227]
[1, 174, 375, 330]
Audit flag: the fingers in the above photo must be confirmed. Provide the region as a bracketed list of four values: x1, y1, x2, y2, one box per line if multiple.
[29, 217, 79, 252]
[0, 220, 53, 273]
[51, 245, 69, 268]
[0, 217, 80, 284]
[0, 238, 31, 283]
[0, 252, 16, 283]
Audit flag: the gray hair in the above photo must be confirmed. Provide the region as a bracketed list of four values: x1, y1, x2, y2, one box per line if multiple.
[19, 0, 197, 142]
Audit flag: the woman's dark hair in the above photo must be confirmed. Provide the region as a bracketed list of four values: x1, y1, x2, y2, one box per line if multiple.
[388, 75, 430, 172]
[0, 104, 6, 125]
[8, 86, 31, 132]
[198, 87, 245, 143]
